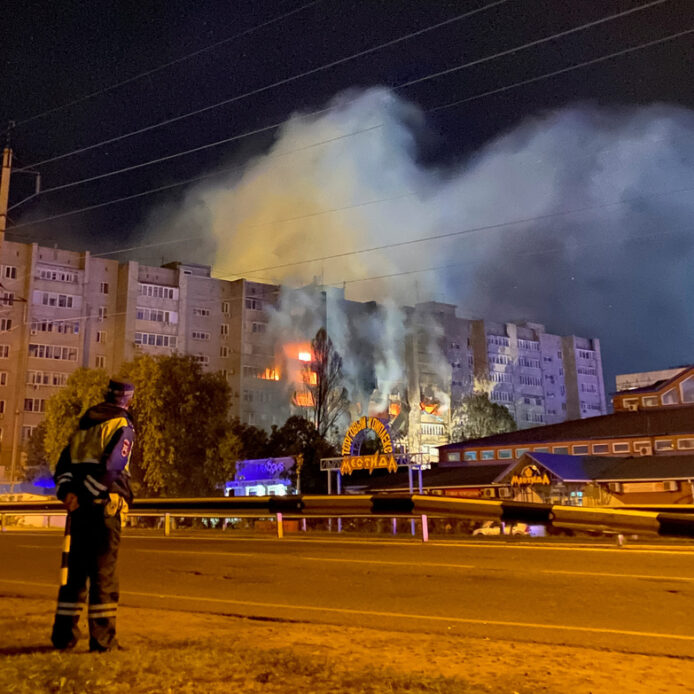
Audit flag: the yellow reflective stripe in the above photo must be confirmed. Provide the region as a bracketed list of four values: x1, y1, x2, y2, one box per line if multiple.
[69, 416, 129, 464]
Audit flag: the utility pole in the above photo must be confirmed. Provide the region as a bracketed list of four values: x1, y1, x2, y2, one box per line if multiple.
[0, 145, 12, 239]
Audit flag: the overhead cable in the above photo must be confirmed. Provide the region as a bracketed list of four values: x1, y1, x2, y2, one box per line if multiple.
[13, 0, 324, 128]
[10, 24, 691, 233]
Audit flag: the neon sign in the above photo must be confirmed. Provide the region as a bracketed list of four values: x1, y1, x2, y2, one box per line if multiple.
[511, 464, 551, 487]
[341, 416, 393, 457]
[340, 453, 399, 475]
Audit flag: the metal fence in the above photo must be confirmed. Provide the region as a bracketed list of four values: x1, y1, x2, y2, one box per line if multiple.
[3, 494, 694, 541]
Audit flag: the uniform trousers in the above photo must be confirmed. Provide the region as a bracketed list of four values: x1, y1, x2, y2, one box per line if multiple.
[51, 504, 121, 651]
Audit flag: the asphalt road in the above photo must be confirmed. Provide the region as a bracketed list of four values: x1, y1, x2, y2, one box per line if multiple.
[3, 530, 694, 657]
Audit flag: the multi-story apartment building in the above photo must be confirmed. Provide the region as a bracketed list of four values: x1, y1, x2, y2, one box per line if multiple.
[0, 237, 607, 482]
[469, 319, 607, 428]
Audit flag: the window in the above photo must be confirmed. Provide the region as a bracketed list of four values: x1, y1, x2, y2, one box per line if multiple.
[193, 307, 211, 317]
[497, 449, 512, 459]
[99, 282, 109, 294]
[677, 438, 694, 450]
[0, 345, 9, 358]
[447, 452, 461, 462]
[0, 372, 6, 386]
[96, 331, 106, 343]
[534, 446, 549, 453]
[654, 439, 674, 451]
[1, 292, 14, 306]
[136, 307, 177, 324]
[3, 265, 17, 279]
[519, 375, 542, 387]
[491, 391, 513, 403]
[572, 445, 589, 455]
[222, 301, 230, 315]
[27, 371, 68, 386]
[34, 291, 77, 308]
[22, 425, 35, 441]
[245, 298, 262, 311]
[220, 346, 229, 358]
[95, 356, 106, 369]
[553, 446, 569, 455]
[0, 318, 11, 331]
[613, 442, 630, 454]
[137, 283, 178, 300]
[518, 339, 540, 351]
[220, 324, 229, 337]
[134, 332, 177, 349]
[24, 398, 46, 413]
[192, 330, 210, 341]
[519, 357, 540, 369]
[680, 376, 694, 404]
[98, 306, 107, 320]
[31, 319, 80, 335]
[490, 371, 512, 383]
[641, 396, 659, 407]
[252, 322, 267, 333]
[515, 448, 530, 457]
[592, 443, 610, 454]
[662, 389, 679, 405]
[28, 344, 77, 361]
[463, 451, 477, 461]
[37, 266, 77, 283]
[193, 354, 210, 365]
[0, 400, 5, 414]
[578, 349, 594, 360]
[481, 450, 495, 460]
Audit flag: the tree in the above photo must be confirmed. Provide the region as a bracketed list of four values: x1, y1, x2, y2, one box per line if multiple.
[303, 327, 349, 440]
[22, 420, 50, 483]
[43, 368, 111, 466]
[268, 415, 337, 494]
[121, 354, 240, 497]
[450, 392, 517, 442]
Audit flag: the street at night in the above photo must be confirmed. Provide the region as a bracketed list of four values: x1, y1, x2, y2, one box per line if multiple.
[4, 530, 694, 658]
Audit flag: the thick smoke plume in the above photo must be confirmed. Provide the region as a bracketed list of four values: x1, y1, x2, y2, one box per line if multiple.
[148, 87, 694, 390]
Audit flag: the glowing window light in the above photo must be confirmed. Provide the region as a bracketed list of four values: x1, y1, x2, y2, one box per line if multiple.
[388, 403, 401, 417]
[292, 391, 314, 407]
[260, 367, 280, 381]
[298, 351, 311, 362]
[304, 371, 317, 385]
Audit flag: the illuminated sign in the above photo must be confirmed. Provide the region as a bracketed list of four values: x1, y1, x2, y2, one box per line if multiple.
[340, 453, 399, 475]
[511, 464, 551, 487]
[342, 416, 393, 456]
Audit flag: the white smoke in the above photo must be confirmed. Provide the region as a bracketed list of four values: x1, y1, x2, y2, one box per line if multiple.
[147, 88, 694, 388]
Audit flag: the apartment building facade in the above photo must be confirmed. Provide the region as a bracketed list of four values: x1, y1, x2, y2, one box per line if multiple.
[0, 238, 608, 482]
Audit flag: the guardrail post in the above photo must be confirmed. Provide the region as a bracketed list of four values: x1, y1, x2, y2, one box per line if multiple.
[276, 513, 284, 539]
[301, 518, 307, 532]
[391, 518, 397, 535]
[1, 513, 5, 533]
[421, 514, 429, 543]
[164, 513, 171, 537]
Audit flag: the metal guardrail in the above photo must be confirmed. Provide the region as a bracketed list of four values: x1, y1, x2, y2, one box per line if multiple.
[3, 494, 694, 540]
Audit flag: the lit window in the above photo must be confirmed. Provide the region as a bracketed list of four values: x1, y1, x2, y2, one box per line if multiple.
[480, 450, 495, 460]
[463, 451, 477, 461]
[447, 452, 461, 462]
[654, 439, 673, 451]
[497, 449, 512, 459]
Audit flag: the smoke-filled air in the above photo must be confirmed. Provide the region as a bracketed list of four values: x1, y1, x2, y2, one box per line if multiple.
[146, 87, 694, 387]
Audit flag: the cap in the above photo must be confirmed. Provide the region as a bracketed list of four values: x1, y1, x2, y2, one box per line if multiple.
[107, 378, 135, 396]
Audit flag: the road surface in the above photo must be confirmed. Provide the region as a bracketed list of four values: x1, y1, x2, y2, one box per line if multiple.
[2, 530, 694, 657]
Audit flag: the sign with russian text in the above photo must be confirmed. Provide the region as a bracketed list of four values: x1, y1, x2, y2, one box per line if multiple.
[511, 464, 551, 487]
[340, 453, 399, 475]
[341, 416, 393, 456]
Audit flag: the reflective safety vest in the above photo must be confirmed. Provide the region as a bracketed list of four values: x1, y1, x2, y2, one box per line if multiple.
[69, 414, 132, 470]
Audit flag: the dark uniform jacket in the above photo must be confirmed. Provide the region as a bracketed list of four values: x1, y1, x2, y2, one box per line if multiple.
[54, 402, 135, 506]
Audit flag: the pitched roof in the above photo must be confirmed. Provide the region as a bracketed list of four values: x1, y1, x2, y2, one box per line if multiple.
[593, 454, 694, 481]
[439, 405, 694, 451]
[520, 452, 618, 482]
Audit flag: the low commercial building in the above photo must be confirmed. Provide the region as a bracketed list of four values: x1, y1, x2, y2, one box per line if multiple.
[613, 365, 694, 412]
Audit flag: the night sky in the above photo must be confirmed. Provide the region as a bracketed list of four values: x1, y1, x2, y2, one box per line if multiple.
[2, 0, 694, 391]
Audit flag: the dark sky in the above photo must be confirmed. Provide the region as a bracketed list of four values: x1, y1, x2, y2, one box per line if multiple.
[2, 0, 693, 387]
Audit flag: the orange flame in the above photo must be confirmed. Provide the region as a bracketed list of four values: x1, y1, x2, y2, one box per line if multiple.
[420, 402, 440, 416]
[292, 391, 315, 407]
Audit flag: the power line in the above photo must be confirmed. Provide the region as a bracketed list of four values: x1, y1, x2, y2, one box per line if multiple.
[10, 24, 690, 237]
[8, 126, 387, 231]
[13, 0, 325, 128]
[16, 0, 513, 170]
[207, 182, 694, 280]
[15, 10, 684, 209]
[27, 123, 384, 198]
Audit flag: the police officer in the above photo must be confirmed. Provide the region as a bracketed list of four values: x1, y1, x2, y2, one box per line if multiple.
[51, 378, 135, 652]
